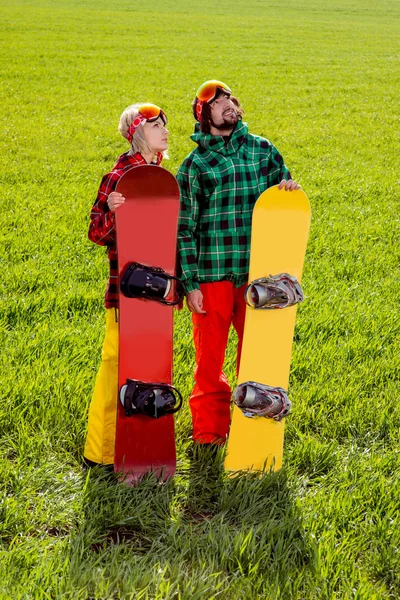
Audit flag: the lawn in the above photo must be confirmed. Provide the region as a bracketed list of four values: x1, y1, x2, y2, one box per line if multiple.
[0, 0, 399, 597]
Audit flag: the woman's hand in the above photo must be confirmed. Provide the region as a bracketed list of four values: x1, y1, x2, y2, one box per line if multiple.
[107, 192, 126, 212]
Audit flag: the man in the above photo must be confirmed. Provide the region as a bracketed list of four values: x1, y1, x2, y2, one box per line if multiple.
[177, 80, 300, 446]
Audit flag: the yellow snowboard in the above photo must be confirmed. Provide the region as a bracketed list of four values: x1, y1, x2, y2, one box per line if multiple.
[225, 185, 311, 473]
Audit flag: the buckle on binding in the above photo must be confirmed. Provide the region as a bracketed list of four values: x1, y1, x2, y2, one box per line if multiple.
[233, 381, 291, 421]
[244, 273, 304, 309]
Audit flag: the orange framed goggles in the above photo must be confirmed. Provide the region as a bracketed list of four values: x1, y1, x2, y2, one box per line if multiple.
[138, 103, 167, 124]
[195, 80, 231, 120]
[127, 104, 167, 142]
[196, 80, 232, 103]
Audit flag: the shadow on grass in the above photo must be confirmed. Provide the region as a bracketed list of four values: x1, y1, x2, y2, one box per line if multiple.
[79, 466, 176, 555]
[181, 445, 313, 598]
[184, 444, 226, 520]
[67, 452, 312, 598]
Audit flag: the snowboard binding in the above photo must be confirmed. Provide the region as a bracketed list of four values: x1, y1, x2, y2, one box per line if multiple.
[244, 273, 304, 309]
[233, 381, 291, 421]
[120, 379, 183, 419]
[120, 262, 184, 306]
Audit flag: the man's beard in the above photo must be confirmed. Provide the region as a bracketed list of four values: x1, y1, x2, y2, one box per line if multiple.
[210, 112, 239, 131]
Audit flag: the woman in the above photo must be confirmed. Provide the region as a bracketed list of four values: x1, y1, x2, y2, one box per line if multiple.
[83, 103, 169, 470]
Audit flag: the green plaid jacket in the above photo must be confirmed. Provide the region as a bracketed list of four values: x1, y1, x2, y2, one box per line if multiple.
[177, 121, 291, 293]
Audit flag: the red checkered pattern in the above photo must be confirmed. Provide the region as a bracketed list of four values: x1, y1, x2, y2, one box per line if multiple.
[88, 151, 163, 308]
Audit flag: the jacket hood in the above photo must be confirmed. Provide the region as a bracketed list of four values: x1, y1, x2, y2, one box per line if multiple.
[190, 121, 248, 156]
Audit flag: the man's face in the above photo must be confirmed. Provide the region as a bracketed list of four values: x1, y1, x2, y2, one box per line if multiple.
[209, 92, 238, 131]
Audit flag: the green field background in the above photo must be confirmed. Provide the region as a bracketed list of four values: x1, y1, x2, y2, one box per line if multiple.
[1, 0, 400, 598]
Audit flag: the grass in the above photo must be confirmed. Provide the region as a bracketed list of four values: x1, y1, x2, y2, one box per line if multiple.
[1, 0, 400, 597]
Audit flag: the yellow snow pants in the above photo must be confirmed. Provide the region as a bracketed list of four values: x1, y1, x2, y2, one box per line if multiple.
[84, 308, 119, 465]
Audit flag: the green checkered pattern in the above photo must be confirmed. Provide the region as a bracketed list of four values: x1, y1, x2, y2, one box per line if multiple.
[177, 121, 291, 294]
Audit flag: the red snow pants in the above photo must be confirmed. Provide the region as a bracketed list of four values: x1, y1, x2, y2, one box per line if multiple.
[190, 281, 247, 444]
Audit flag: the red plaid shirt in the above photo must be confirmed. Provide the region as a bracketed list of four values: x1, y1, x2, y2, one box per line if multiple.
[89, 151, 163, 308]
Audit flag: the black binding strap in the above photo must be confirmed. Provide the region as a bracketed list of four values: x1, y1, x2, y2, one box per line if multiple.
[120, 379, 183, 419]
[120, 262, 184, 306]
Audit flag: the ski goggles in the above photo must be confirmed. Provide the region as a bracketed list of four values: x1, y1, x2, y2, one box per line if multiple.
[127, 104, 167, 143]
[195, 80, 232, 120]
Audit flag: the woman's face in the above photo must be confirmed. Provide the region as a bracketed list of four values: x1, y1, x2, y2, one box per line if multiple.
[143, 116, 169, 154]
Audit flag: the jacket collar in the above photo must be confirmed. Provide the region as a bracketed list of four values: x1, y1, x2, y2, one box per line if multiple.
[129, 151, 163, 166]
[191, 121, 248, 156]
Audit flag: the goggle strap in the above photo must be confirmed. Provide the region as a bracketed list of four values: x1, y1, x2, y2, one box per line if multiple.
[127, 114, 146, 143]
[196, 100, 203, 121]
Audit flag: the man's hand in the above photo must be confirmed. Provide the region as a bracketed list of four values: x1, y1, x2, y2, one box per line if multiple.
[278, 179, 301, 192]
[186, 289, 206, 314]
[107, 192, 126, 212]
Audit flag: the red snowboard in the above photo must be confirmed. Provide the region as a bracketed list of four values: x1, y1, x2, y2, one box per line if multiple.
[114, 165, 181, 482]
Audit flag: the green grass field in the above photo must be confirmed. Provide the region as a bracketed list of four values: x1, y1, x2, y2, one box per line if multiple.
[1, 0, 400, 597]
